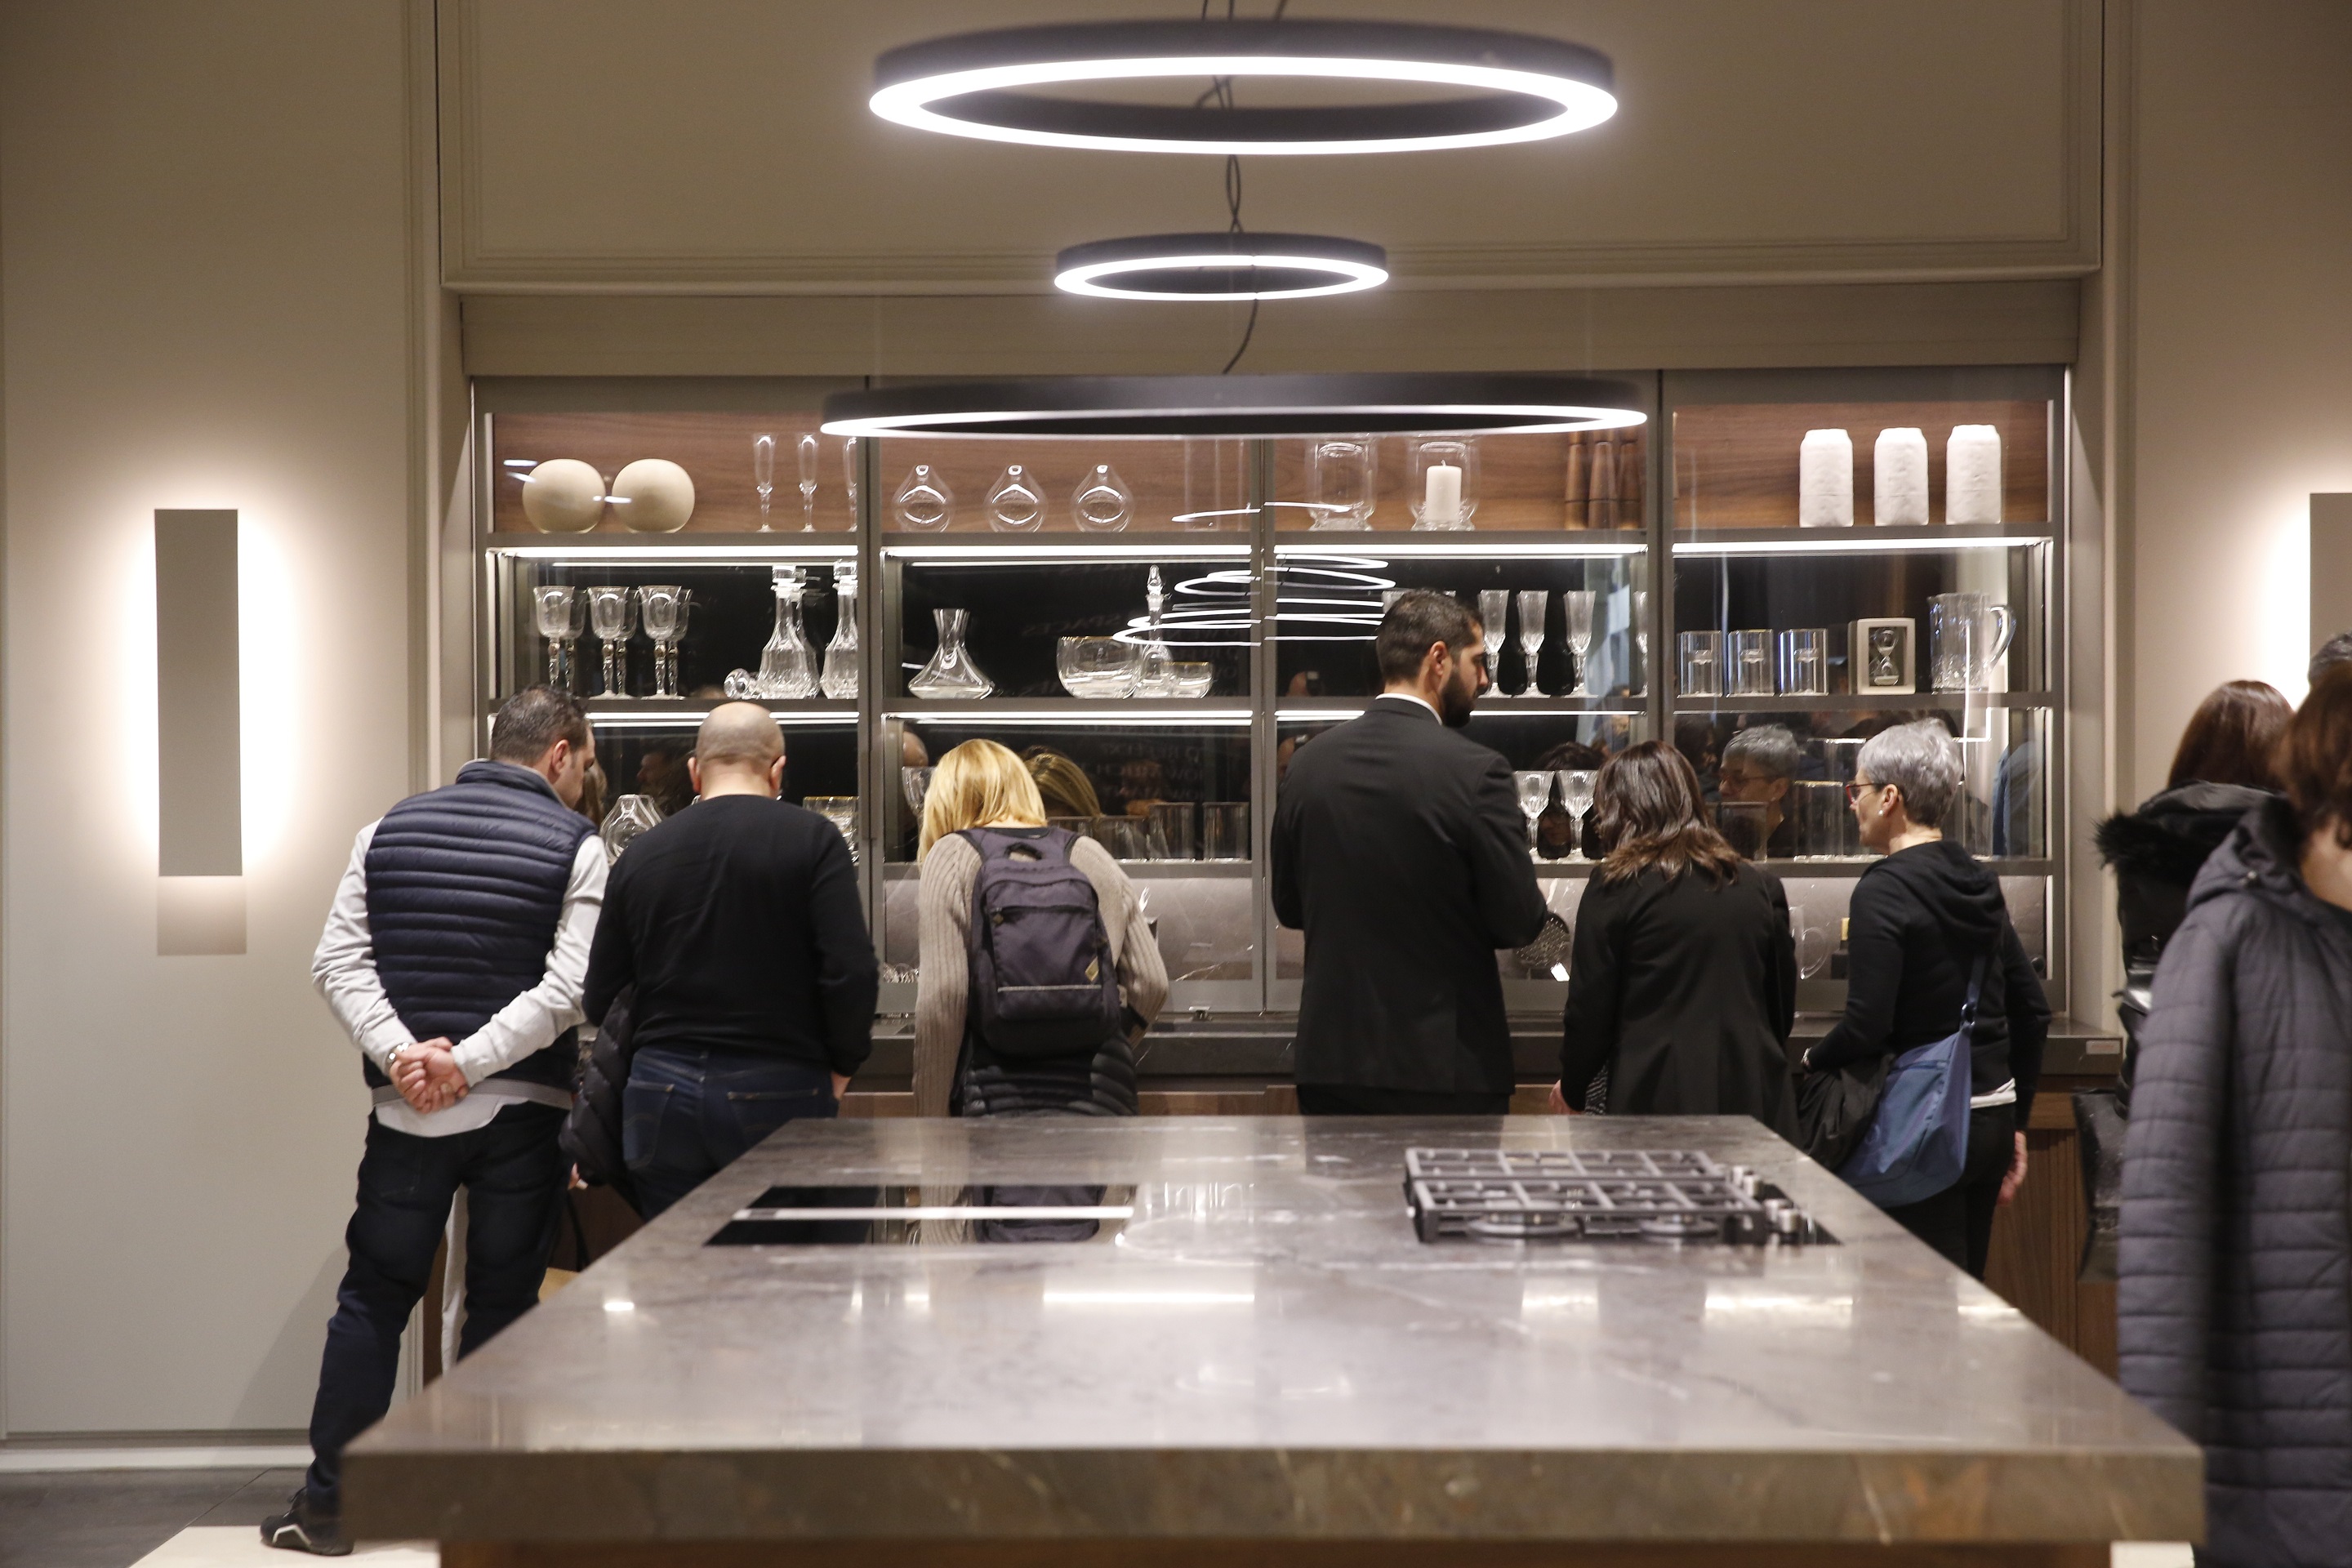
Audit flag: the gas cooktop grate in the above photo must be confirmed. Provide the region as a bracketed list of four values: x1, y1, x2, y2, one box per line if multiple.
[1404, 1148, 1834, 1245]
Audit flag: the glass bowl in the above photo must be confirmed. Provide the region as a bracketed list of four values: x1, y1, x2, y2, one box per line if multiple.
[1058, 635, 1140, 697]
[1168, 661, 1214, 697]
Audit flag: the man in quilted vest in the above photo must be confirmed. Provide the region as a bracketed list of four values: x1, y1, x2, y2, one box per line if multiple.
[265, 688, 605, 1557]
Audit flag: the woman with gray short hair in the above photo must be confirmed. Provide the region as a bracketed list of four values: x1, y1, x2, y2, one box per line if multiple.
[1801, 719, 2051, 1276]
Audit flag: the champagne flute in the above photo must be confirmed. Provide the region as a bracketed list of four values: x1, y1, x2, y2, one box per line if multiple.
[753, 433, 777, 528]
[1514, 770, 1557, 858]
[840, 434, 860, 526]
[1561, 768, 1598, 862]
[1562, 590, 1597, 697]
[796, 433, 820, 532]
[1515, 590, 1548, 697]
[1477, 590, 1508, 697]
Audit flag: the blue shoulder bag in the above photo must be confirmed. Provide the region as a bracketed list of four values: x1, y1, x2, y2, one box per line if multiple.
[1838, 953, 1986, 1209]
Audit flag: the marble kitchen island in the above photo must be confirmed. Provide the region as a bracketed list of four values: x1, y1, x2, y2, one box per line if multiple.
[343, 1116, 2198, 1568]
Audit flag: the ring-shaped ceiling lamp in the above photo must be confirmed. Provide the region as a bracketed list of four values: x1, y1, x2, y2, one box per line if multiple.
[870, 20, 1615, 156]
[1056, 232, 1388, 301]
[821, 373, 1646, 440]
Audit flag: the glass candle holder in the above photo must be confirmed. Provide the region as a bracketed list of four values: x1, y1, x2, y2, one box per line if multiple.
[1407, 437, 1480, 530]
[1677, 630, 1724, 697]
[1777, 628, 1829, 697]
[1727, 630, 1774, 697]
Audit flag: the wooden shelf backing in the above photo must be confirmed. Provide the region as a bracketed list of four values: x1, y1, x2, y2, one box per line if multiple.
[1668, 399, 2048, 531]
[491, 412, 859, 536]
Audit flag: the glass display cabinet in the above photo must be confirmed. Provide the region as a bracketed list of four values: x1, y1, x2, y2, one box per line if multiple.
[470, 364, 2069, 1035]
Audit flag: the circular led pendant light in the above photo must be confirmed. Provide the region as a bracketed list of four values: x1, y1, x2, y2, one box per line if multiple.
[870, 20, 1615, 156]
[1054, 231, 1387, 301]
[820, 373, 1646, 439]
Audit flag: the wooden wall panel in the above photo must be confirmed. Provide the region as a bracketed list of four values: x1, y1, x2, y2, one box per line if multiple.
[1671, 401, 2050, 530]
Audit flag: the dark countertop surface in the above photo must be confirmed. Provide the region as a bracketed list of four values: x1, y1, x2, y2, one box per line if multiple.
[345, 1115, 2194, 1547]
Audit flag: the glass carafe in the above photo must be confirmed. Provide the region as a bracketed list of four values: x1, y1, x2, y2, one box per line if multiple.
[908, 608, 994, 698]
[1133, 565, 1176, 697]
[820, 566, 860, 699]
[987, 464, 1048, 532]
[893, 464, 953, 532]
[757, 568, 817, 698]
[1071, 463, 1134, 532]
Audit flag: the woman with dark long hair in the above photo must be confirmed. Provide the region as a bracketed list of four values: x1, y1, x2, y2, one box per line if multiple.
[2120, 667, 2352, 1562]
[1550, 742, 1799, 1135]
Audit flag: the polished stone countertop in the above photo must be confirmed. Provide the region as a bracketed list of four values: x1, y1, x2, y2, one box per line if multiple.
[344, 1116, 2195, 1546]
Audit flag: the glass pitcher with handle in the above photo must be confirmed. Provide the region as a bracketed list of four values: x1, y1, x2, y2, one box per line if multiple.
[1929, 592, 2016, 693]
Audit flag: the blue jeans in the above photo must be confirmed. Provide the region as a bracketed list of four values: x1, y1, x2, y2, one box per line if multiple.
[625, 1046, 837, 1219]
[304, 1102, 567, 1511]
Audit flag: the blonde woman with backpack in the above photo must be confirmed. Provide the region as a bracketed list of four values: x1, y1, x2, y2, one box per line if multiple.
[915, 739, 1166, 1120]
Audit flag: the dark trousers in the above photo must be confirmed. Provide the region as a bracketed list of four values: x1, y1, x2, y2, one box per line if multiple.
[1296, 1084, 1514, 1116]
[304, 1102, 566, 1510]
[625, 1045, 837, 1220]
[1884, 1102, 2017, 1278]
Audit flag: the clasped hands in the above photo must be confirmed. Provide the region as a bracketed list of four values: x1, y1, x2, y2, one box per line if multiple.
[392, 1038, 470, 1114]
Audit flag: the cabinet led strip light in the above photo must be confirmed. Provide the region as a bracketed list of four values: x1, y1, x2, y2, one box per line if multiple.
[885, 710, 1252, 727]
[870, 20, 1615, 156]
[1673, 532, 2051, 555]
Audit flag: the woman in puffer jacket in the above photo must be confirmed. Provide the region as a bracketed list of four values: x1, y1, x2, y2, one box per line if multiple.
[2094, 679, 2287, 1107]
[2118, 667, 2352, 1566]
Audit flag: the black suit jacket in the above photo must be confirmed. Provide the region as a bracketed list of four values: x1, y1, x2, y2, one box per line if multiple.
[1272, 697, 1548, 1094]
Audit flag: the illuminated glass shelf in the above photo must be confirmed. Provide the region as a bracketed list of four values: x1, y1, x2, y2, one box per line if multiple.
[1670, 692, 2052, 714]
[1671, 523, 2051, 555]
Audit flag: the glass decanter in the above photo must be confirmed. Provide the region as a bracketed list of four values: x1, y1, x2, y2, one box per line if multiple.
[585, 585, 637, 697]
[532, 586, 577, 690]
[986, 464, 1047, 532]
[893, 464, 953, 532]
[1133, 565, 1176, 697]
[908, 608, 993, 699]
[1071, 463, 1134, 532]
[599, 793, 664, 861]
[753, 433, 777, 528]
[796, 432, 820, 532]
[820, 565, 860, 699]
[756, 567, 817, 698]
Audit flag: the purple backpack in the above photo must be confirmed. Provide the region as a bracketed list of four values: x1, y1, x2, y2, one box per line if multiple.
[958, 826, 1122, 1060]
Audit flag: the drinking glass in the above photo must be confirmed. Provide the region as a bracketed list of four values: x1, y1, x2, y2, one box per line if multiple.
[805, 795, 859, 861]
[796, 433, 820, 532]
[893, 464, 953, 532]
[1408, 437, 1479, 530]
[1560, 768, 1598, 862]
[1677, 630, 1723, 697]
[1307, 437, 1375, 529]
[1168, 662, 1214, 697]
[1477, 590, 1508, 691]
[637, 585, 687, 698]
[1514, 590, 1548, 697]
[1181, 438, 1245, 530]
[532, 586, 577, 690]
[1727, 630, 1774, 697]
[1145, 801, 1196, 861]
[1200, 802, 1250, 861]
[753, 433, 777, 528]
[986, 464, 1046, 532]
[1071, 463, 1134, 532]
[1514, 770, 1556, 857]
[585, 586, 636, 697]
[1561, 590, 1597, 696]
[1057, 635, 1139, 697]
[1778, 628, 1829, 696]
[1929, 592, 2017, 693]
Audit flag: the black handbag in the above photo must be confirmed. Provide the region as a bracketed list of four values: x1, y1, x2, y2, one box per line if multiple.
[2072, 1087, 2125, 1281]
[1795, 1052, 1889, 1170]
[559, 987, 640, 1215]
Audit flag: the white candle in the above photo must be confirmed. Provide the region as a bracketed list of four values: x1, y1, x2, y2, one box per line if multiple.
[1423, 462, 1462, 526]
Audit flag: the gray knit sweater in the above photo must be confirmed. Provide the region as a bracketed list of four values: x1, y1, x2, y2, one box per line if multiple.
[914, 830, 1169, 1118]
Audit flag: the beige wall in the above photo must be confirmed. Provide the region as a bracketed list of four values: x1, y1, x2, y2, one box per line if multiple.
[2115, 0, 2352, 799]
[0, 2, 423, 1433]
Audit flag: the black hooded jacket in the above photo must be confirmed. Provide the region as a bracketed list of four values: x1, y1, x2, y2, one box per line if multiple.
[1808, 839, 2051, 1114]
[2096, 782, 2278, 971]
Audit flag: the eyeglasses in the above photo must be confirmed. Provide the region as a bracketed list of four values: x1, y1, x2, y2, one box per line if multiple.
[1845, 780, 1890, 804]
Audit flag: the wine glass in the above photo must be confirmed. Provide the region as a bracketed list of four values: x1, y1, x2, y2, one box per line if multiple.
[796, 433, 820, 532]
[1477, 590, 1508, 694]
[532, 586, 576, 691]
[637, 584, 687, 698]
[1562, 590, 1597, 697]
[585, 586, 635, 697]
[1560, 769, 1599, 862]
[753, 433, 777, 528]
[1514, 590, 1548, 697]
[840, 435, 860, 525]
[1513, 771, 1557, 858]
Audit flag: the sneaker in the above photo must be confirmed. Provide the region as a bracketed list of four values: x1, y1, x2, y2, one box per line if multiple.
[261, 1487, 352, 1557]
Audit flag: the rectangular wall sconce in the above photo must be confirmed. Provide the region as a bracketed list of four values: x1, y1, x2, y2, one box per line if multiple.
[154, 509, 245, 956]
[2312, 493, 2352, 671]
